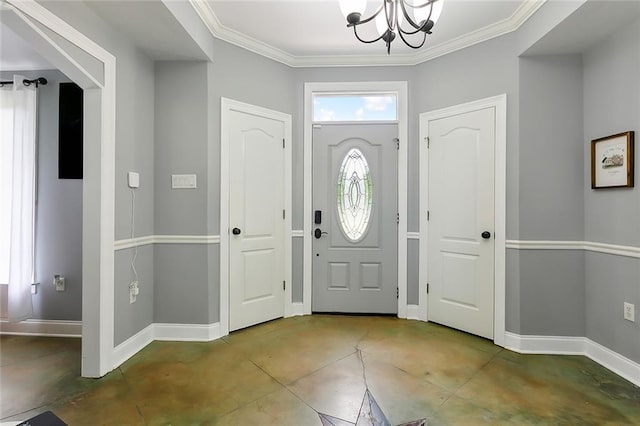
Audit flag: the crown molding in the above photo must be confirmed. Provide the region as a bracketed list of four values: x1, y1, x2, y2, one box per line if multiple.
[189, 0, 296, 66]
[189, 0, 546, 68]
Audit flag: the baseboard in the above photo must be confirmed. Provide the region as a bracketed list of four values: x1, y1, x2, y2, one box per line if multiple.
[406, 304, 426, 321]
[112, 322, 222, 369]
[289, 302, 305, 316]
[154, 322, 221, 341]
[111, 324, 154, 369]
[585, 338, 640, 387]
[504, 332, 640, 387]
[0, 319, 81, 337]
[504, 332, 585, 354]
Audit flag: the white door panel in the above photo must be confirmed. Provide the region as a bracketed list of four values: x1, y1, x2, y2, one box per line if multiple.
[427, 107, 495, 339]
[229, 110, 285, 331]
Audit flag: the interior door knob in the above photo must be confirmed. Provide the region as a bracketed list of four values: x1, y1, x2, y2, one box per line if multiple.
[232, 227, 242, 235]
[481, 231, 491, 239]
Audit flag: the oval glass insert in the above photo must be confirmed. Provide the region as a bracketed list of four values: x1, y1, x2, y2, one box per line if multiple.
[337, 148, 372, 241]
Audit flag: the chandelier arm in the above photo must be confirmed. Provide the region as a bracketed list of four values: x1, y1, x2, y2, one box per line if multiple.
[397, 27, 428, 49]
[352, 25, 386, 44]
[399, 0, 424, 30]
[347, 5, 384, 27]
[401, 0, 436, 32]
[398, 23, 429, 36]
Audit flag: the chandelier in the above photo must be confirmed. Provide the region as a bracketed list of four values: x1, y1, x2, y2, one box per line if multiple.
[338, 0, 444, 54]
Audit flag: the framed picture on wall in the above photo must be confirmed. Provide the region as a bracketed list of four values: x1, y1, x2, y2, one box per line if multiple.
[591, 131, 634, 189]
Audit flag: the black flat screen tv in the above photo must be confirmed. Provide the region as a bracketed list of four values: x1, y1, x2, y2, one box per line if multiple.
[58, 82, 83, 179]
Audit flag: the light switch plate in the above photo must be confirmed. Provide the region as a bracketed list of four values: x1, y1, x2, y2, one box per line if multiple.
[128, 172, 140, 188]
[172, 174, 197, 189]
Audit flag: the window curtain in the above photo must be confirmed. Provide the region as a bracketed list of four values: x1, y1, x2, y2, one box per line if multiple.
[1, 75, 37, 322]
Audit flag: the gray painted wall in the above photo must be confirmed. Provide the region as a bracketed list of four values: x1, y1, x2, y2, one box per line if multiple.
[0, 69, 83, 321]
[518, 250, 585, 336]
[153, 244, 210, 325]
[518, 55, 584, 241]
[511, 54, 586, 337]
[114, 246, 153, 345]
[582, 18, 640, 363]
[153, 61, 213, 325]
[407, 240, 419, 305]
[39, 1, 156, 344]
[154, 61, 209, 236]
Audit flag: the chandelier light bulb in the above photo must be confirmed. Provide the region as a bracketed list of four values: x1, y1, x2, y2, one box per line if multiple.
[430, 0, 444, 24]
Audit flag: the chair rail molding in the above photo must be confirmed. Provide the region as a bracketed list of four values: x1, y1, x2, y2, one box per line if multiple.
[506, 240, 640, 258]
[114, 235, 221, 250]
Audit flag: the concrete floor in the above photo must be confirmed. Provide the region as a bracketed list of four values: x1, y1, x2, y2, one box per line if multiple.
[1, 315, 639, 425]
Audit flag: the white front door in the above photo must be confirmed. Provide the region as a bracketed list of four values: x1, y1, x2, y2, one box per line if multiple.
[227, 107, 286, 331]
[425, 107, 496, 339]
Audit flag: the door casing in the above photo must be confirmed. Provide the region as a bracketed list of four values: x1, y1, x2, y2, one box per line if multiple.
[6, 0, 116, 377]
[419, 94, 507, 347]
[220, 98, 292, 336]
[303, 82, 409, 317]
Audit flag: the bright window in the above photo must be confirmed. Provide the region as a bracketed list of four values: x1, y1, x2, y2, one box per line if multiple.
[313, 93, 397, 122]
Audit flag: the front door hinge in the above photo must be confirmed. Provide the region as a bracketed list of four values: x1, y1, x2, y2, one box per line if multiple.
[427, 210, 430, 221]
[426, 283, 430, 294]
[283, 280, 286, 291]
[426, 136, 430, 149]
[394, 138, 399, 150]
[396, 213, 400, 224]
[396, 287, 399, 299]
[283, 138, 285, 148]
[283, 209, 286, 220]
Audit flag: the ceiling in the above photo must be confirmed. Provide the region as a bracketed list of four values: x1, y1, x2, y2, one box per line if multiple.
[197, 0, 545, 66]
[0, 1, 547, 70]
[0, 18, 54, 71]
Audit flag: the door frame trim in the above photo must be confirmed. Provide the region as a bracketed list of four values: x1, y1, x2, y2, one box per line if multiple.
[303, 81, 409, 317]
[220, 98, 293, 336]
[7, 0, 117, 377]
[419, 94, 507, 347]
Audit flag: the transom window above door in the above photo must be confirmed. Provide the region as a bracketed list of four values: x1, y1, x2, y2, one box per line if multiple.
[313, 93, 397, 122]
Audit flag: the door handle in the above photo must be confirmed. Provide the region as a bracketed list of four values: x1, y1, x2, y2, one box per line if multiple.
[232, 227, 242, 235]
[314, 228, 328, 239]
[481, 231, 491, 239]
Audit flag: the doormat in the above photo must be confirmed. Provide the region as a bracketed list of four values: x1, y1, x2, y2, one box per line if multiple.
[16, 411, 67, 426]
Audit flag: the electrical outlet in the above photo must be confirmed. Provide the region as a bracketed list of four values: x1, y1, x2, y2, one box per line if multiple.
[623, 302, 635, 322]
[54, 275, 65, 292]
[129, 281, 138, 304]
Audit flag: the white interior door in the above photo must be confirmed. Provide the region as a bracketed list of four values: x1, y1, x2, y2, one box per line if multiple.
[312, 123, 398, 314]
[228, 108, 285, 331]
[426, 107, 495, 339]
